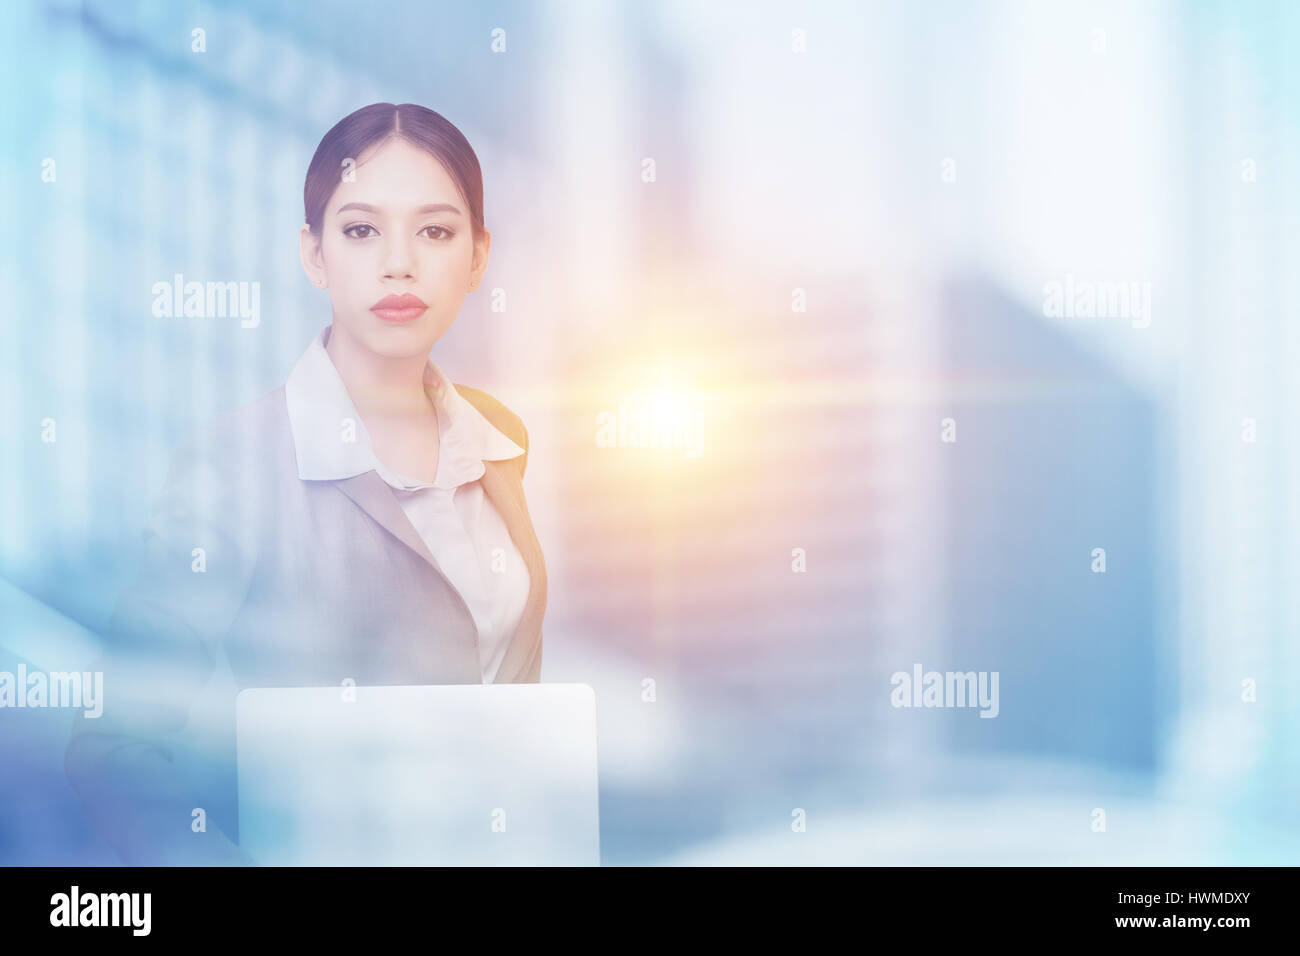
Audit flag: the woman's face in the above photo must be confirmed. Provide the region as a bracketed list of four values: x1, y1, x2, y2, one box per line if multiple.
[299, 136, 489, 358]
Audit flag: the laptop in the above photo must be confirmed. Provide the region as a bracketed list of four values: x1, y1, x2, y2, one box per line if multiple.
[235, 683, 600, 866]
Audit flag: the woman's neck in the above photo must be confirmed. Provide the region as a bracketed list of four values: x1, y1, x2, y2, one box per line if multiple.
[325, 322, 435, 420]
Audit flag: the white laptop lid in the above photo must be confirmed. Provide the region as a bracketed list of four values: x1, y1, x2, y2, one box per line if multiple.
[236, 683, 600, 866]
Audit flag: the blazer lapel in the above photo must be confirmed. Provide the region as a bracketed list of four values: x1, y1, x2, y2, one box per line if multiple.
[477, 458, 547, 683]
[333, 471, 441, 570]
[332, 462, 547, 684]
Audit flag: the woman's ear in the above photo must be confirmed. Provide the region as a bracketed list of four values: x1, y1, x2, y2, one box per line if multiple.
[469, 228, 491, 291]
[299, 224, 328, 288]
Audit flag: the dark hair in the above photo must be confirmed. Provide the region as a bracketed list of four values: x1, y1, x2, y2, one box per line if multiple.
[303, 103, 485, 240]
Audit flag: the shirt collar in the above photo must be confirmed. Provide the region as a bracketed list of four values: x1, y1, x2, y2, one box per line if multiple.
[284, 324, 524, 491]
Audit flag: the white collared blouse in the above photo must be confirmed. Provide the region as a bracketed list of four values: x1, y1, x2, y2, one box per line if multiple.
[283, 324, 530, 683]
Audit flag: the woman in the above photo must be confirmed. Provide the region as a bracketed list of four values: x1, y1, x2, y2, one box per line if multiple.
[65, 103, 547, 865]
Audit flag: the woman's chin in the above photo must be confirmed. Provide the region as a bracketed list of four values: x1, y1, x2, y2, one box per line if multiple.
[353, 318, 444, 356]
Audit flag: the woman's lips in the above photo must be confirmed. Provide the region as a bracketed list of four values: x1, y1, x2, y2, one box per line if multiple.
[371, 293, 428, 324]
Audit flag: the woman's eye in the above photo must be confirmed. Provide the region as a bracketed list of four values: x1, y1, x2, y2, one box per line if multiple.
[421, 225, 454, 240]
[343, 224, 376, 239]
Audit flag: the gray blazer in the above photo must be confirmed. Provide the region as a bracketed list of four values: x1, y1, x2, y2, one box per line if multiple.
[63, 383, 548, 865]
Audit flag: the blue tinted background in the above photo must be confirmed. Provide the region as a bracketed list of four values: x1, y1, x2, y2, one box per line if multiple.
[2, 0, 1298, 864]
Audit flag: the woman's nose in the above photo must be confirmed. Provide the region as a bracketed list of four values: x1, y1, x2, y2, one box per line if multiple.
[382, 236, 416, 279]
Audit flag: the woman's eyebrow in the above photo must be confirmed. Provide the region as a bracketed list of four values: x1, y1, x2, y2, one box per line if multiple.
[335, 202, 463, 216]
